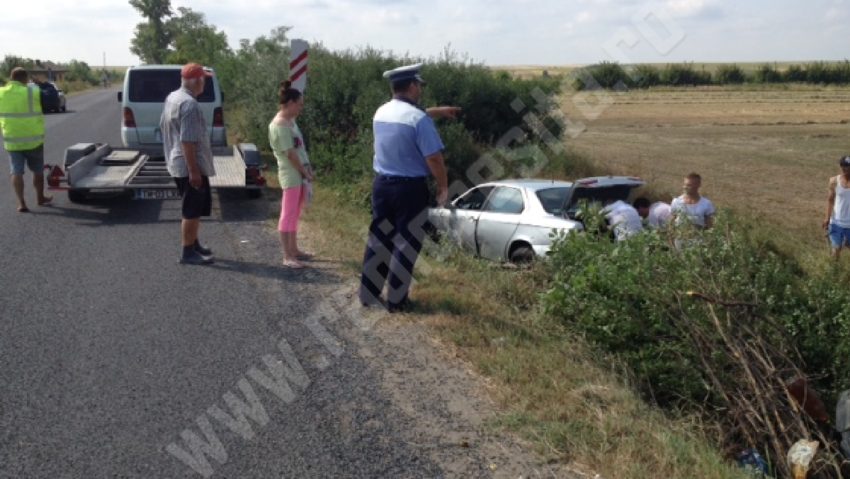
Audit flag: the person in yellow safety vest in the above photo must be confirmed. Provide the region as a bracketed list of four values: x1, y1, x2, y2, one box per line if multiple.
[0, 67, 51, 212]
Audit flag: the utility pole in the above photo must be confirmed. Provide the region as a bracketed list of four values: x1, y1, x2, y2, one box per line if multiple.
[102, 51, 108, 88]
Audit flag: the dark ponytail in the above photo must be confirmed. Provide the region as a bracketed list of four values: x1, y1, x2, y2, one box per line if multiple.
[279, 80, 302, 105]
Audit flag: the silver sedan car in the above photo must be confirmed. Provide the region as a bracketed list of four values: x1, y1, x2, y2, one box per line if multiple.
[428, 177, 645, 262]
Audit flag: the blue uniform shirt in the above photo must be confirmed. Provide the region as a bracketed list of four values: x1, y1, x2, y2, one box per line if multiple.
[373, 99, 444, 177]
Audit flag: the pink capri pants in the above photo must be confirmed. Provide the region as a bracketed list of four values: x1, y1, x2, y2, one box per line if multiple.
[278, 185, 305, 233]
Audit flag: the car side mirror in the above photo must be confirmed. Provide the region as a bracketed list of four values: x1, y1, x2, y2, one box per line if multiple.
[117, 92, 122, 102]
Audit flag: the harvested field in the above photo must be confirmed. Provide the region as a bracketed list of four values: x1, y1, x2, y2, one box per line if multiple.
[559, 86, 850, 253]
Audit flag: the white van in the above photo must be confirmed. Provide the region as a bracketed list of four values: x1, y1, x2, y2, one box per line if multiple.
[117, 65, 226, 148]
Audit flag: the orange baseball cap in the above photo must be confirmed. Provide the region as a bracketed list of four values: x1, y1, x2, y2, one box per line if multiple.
[181, 63, 213, 79]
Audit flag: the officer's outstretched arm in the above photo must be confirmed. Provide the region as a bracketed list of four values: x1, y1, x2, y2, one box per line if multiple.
[426, 106, 462, 120]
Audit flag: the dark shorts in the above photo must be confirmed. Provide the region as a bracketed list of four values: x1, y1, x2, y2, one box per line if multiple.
[9, 145, 44, 175]
[174, 176, 212, 219]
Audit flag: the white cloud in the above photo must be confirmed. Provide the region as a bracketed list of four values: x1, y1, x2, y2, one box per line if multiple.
[665, 0, 722, 18]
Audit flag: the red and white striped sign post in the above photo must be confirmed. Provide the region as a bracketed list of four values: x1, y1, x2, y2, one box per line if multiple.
[289, 39, 308, 92]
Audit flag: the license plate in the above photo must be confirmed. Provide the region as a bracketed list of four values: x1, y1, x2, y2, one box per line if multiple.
[134, 189, 181, 200]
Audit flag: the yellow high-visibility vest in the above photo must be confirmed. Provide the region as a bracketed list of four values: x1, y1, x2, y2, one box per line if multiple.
[0, 81, 45, 151]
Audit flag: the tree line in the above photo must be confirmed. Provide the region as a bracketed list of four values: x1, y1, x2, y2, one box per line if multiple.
[574, 60, 850, 90]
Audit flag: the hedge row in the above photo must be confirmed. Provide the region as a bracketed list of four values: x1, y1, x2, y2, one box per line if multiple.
[574, 61, 850, 89]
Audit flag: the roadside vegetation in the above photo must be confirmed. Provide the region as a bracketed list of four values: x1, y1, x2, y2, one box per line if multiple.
[0, 54, 120, 93]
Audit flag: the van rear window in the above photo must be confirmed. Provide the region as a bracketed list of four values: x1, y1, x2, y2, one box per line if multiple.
[128, 70, 215, 103]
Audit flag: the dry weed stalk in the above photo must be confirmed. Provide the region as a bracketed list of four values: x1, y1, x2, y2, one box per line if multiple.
[676, 291, 845, 478]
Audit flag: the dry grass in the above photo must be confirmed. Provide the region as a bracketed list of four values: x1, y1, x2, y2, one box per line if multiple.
[558, 86, 850, 258]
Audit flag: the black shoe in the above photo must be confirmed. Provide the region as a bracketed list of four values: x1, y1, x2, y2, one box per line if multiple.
[179, 251, 214, 265]
[194, 242, 213, 256]
[387, 298, 412, 314]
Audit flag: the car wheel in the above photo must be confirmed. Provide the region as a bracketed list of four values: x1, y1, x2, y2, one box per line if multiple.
[68, 189, 89, 203]
[509, 243, 535, 264]
[246, 188, 263, 199]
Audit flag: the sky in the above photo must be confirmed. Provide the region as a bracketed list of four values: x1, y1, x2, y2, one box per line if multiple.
[0, 0, 847, 67]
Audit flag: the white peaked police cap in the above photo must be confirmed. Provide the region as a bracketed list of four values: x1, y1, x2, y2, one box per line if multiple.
[382, 63, 426, 84]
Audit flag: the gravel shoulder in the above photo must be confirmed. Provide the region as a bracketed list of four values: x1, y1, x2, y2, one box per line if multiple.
[290, 210, 578, 478]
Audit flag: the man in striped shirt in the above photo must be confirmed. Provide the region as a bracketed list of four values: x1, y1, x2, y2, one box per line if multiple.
[160, 63, 217, 265]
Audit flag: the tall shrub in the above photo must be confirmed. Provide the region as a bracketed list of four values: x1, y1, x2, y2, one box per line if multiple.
[784, 64, 807, 82]
[573, 62, 631, 90]
[631, 64, 660, 88]
[661, 63, 712, 86]
[715, 64, 746, 84]
[753, 64, 782, 83]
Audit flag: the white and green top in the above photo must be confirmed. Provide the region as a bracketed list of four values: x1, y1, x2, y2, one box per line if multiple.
[269, 120, 310, 189]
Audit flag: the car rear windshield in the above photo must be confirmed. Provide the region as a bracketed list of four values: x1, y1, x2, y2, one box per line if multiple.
[536, 187, 571, 215]
[128, 70, 215, 103]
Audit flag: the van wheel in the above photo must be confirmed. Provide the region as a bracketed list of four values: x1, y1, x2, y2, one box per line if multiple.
[509, 244, 534, 264]
[68, 189, 89, 203]
[246, 189, 262, 199]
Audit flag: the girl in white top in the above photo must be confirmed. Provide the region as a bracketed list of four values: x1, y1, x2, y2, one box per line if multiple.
[671, 173, 715, 229]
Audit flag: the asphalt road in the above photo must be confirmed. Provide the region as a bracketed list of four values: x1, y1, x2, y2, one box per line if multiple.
[0, 90, 446, 477]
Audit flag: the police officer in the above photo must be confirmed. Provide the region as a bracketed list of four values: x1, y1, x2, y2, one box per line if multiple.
[359, 63, 460, 312]
[0, 67, 51, 212]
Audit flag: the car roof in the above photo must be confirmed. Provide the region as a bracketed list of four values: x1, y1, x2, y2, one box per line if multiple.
[478, 176, 644, 191]
[128, 65, 215, 72]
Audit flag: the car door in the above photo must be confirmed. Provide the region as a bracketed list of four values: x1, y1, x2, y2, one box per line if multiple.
[476, 186, 524, 261]
[445, 186, 494, 253]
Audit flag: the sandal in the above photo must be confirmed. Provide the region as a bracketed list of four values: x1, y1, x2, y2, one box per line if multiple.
[283, 259, 307, 269]
[17, 205, 29, 213]
[38, 196, 53, 206]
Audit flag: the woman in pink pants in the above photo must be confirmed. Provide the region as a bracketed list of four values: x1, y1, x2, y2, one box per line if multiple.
[269, 81, 314, 268]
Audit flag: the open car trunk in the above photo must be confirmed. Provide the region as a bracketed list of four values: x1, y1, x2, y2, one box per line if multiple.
[564, 182, 642, 219]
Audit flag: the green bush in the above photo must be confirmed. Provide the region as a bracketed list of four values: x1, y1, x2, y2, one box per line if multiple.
[543, 214, 850, 406]
[573, 62, 632, 90]
[64, 60, 100, 86]
[784, 64, 807, 82]
[753, 64, 782, 83]
[221, 31, 564, 190]
[216, 27, 291, 148]
[806, 62, 833, 84]
[831, 60, 850, 84]
[631, 64, 661, 88]
[715, 64, 746, 84]
[661, 63, 712, 86]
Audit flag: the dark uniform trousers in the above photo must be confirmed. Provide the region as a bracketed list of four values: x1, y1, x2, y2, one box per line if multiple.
[359, 175, 429, 307]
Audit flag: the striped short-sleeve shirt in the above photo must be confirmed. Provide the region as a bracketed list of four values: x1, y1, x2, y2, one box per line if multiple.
[160, 87, 216, 177]
[372, 99, 444, 177]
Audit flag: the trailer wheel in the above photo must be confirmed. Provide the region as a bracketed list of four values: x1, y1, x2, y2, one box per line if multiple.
[68, 189, 89, 203]
[246, 189, 263, 199]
